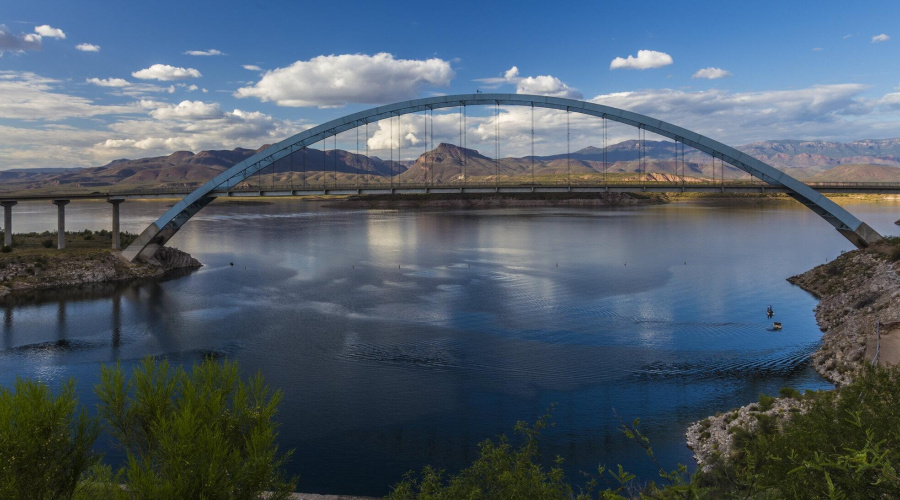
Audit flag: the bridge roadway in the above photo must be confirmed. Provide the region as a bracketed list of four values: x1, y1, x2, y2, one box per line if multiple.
[2, 181, 895, 251]
[4, 180, 900, 202]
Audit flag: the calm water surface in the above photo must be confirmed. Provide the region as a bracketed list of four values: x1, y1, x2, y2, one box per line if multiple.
[2, 198, 898, 496]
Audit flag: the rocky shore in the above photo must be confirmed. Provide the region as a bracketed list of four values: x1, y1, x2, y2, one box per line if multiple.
[0, 246, 201, 300]
[685, 245, 900, 470]
[328, 191, 667, 209]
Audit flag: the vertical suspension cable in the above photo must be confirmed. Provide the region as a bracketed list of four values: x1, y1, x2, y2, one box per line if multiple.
[463, 104, 467, 187]
[566, 107, 570, 187]
[495, 101, 499, 186]
[390, 113, 394, 190]
[638, 126, 643, 186]
[356, 122, 360, 189]
[398, 112, 402, 187]
[333, 133, 337, 189]
[423, 108, 428, 187]
[530, 103, 534, 185]
[643, 128, 647, 183]
[603, 115, 607, 185]
[365, 120, 369, 186]
[458, 103, 463, 186]
[429, 106, 434, 187]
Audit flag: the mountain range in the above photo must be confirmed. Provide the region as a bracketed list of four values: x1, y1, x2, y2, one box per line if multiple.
[4, 138, 900, 194]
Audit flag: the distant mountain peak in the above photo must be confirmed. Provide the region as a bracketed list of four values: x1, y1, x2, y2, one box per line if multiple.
[424, 143, 491, 162]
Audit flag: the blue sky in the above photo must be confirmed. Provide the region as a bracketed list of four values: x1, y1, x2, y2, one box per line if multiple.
[2, 0, 899, 169]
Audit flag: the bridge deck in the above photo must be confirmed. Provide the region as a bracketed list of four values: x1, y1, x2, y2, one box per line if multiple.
[3, 181, 900, 201]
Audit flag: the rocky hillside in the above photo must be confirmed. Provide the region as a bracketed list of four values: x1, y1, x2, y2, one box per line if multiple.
[807, 163, 900, 182]
[6, 137, 900, 194]
[686, 243, 900, 470]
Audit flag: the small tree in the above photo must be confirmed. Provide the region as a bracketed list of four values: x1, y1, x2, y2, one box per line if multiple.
[95, 357, 297, 499]
[389, 409, 583, 500]
[0, 378, 99, 499]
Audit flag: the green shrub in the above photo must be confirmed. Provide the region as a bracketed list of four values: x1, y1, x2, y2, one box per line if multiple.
[95, 357, 296, 499]
[41, 239, 54, 248]
[388, 410, 577, 499]
[718, 365, 900, 498]
[0, 245, 10, 253]
[757, 394, 776, 412]
[0, 378, 100, 499]
[778, 386, 802, 399]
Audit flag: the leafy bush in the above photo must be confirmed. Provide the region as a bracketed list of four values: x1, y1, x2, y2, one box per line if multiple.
[95, 357, 297, 499]
[715, 365, 900, 498]
[388, 410, 578, 499]
[0, 378, 100, 499]
[778, 386, 802, 399]
[41, 239, 54, 248]
[757, 394, 776, 412]
[0, 245, 10, 253]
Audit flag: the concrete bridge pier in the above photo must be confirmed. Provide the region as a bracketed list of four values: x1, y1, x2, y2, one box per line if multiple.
[1, 200, 15, 247]
[52, 199, 70, 249]
[108, 198, 124, 250]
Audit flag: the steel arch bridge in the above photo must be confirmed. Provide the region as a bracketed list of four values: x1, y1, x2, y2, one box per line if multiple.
[122, 93, 884, 262]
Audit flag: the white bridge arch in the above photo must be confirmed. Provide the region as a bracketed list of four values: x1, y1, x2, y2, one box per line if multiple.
[123, 93, 883, 262]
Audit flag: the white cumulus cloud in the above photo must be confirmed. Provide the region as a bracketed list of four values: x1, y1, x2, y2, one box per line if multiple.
[132, 64, 202, 81]
[243, 64, 262, 71]
[185, 49, 224, 56]
[75, 43, 100, 52]
[86, 77, 130, 87]
[234, 52, 455, 107]
[872, 33, 890, 43]
[516, 75, 582, 99]
[0, 25, 42, 53]
[692, 67, 732, 80]
[149, 100, 224, 120]
[34, 25, 65, 39]
[97, 100, 304, 157]
[0, 71, 136, 120]
[610, 50, 673, 70]
[475, 66, 582, 98]
[588, 84, 879, 144]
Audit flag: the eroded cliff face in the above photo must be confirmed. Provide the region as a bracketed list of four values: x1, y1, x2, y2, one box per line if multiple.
[788, 251, 900, 386]
[0, 247, 201, 300]
[686, 248, 900, 470]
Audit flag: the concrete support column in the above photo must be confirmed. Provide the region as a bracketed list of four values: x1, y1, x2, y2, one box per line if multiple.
[52, 199, 70, 249]
[1, 201, 16, 247]
[108, 199, 124, 250]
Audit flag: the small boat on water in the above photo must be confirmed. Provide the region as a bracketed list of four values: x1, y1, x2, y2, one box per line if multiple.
[773, 322, 782, 330]
[767, 305, 774, 318]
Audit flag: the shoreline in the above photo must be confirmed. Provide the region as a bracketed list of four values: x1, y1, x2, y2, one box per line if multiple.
[685, 244, 900, 470]
[324, 191, 668, 209]
[0, 246, 201, 301]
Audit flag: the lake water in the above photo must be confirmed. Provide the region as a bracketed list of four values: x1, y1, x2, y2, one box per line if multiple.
[2, 197, 898, 496]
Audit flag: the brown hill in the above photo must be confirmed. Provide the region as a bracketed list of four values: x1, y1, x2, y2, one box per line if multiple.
[6, 137, 900, 195]
[807, 164, 900, 183]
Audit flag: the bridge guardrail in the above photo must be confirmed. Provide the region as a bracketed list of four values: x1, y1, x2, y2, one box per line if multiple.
[3, 179, 900, 200]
